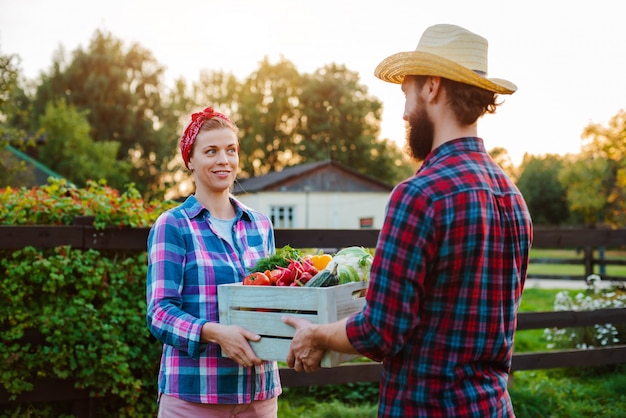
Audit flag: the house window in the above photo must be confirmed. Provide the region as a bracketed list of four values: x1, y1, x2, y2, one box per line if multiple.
[270, 206, 294, 228]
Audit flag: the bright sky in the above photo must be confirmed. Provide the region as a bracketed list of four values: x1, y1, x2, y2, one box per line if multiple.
[1, 0, 625, 165]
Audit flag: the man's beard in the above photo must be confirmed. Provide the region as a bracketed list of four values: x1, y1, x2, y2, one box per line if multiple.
[405, 107, 434, 162]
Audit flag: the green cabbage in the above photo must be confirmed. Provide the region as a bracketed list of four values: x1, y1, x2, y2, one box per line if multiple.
[328, 247, 373, 284]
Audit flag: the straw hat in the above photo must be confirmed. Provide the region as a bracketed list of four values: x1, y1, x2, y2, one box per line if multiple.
[374, 24, 517, 94]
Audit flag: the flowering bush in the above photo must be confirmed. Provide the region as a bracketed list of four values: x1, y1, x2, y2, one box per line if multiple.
[544, 274, 626, 350]
[0, 177, 177, 229]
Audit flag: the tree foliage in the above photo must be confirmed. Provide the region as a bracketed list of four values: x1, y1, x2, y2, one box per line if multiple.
[187, 58, 415, 185]
[238, 57, 302, 176]
[0, 50, 36, 186]
[489, 147, 518, 181]
[517, 154, 570, 225]
[32, 30, 182, 197]
[0, 51, 31, 139]
[37, 99, 129, 187]
[1, 30, 459, 199]
[559, 110, 626, 226]
[295, 63, 416, 182]
[297, 64, 379, 163]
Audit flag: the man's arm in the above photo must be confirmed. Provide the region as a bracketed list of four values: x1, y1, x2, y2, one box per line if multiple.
[282, 316, 357, 372]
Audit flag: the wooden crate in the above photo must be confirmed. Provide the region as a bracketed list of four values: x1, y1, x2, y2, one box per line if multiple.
[218, 281, 367, 367]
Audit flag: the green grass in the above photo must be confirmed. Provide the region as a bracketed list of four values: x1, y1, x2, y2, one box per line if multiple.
[515, 287, 570, 353]
[509, 366, 626, 418]
[278, 397, 377, 418]
[519, 287, 566, 312]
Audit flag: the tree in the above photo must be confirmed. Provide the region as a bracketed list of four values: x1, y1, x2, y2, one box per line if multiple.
[191, 69, 241, 118]
[13, 32, 418, 195]
[296, 63, 415, 185]
[489, 147, 518, 180]
[368, 137, 418, 185]
[237, 57, 302, 176]
[0, 50, 37, 186]
[37, 99, 128, 187]
[559, 110, 626, 226]
[297, 64, 376, 164]
[0, 51, 31, 138]
[33, 30, 181, 198]
[517, 154, 569, 225]
[558, 156, 612, 225]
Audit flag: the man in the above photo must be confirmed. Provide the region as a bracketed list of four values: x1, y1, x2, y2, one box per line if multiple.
[283, 24, 533, 417]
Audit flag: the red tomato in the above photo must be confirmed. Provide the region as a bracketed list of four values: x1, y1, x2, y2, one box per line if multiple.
[243, 272, 271, 286]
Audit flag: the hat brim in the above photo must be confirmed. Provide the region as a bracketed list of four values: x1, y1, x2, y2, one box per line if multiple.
[374, 51, 517, 95]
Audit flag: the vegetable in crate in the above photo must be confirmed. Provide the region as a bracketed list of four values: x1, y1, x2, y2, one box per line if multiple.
[244, 246, 318, 286]
[243, 271, 271, 286]
[310, 253, 333, 270]
[304, 264, 340, 287]
[248, 245, 304, 272]
[326, 246, 373, 284]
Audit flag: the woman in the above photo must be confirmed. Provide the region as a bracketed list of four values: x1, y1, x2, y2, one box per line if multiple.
[146, 107, 281, 417]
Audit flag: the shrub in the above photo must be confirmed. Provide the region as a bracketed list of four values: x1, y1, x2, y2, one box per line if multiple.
[0, 246, 161, 417]
[0, 177, 177, 229]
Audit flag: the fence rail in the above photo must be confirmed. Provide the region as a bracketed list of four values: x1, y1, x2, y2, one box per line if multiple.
[2, 225, 625, 281]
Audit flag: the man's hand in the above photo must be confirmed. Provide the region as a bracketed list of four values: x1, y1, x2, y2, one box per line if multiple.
[282, 316, 325, 373]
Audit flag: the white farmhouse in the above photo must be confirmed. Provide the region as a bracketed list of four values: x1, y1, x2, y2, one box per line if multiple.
[232, 160, 393, 230]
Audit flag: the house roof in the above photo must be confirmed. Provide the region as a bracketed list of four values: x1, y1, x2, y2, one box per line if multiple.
[232, 160, 393, 194]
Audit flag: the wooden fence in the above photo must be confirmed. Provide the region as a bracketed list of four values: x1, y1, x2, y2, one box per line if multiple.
[1, 225, 626, 413]
[2, 224, 626, 281]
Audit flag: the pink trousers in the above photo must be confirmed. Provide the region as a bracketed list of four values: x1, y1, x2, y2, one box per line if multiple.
[157, 393, 278, 418]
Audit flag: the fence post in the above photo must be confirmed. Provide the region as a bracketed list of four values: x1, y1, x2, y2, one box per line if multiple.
[599, 246, 606, 275]
[583, 246, 594, 277]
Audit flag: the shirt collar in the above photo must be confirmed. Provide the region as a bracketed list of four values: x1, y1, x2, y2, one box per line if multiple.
[181, 194, 252, 222]
[421, 137, 486, 168]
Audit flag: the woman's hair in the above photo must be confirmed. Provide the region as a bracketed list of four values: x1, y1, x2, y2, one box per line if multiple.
[413, 75, 501, 125]
[199, 116, 239, 136]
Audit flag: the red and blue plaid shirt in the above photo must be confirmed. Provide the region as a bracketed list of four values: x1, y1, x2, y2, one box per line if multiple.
[346, 138, 533, 417]
[146, 195, 281, 405]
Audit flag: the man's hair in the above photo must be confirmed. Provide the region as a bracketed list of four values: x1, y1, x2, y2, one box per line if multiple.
[414, 76, 500, 125]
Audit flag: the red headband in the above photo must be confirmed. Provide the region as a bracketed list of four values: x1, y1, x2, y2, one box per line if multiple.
[179, 107, 233, 169]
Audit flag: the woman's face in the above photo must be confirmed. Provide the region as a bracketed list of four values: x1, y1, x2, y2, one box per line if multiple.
[188, 127, 239, 194]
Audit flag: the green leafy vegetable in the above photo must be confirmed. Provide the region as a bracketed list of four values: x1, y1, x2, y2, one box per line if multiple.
[249, 245, 303, 272]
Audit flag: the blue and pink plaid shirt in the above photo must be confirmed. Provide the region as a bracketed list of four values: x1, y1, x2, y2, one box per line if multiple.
[146, 195, 281, 404]
[346, 138, 533, 417]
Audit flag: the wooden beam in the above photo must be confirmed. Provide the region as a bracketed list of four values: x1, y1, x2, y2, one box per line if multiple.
[517, 308, 626, 330]
[0, 226, 83, 249]
[275, 229, 380, 249]
[279, 362, 382, 387]
[511, 345, 626, 372]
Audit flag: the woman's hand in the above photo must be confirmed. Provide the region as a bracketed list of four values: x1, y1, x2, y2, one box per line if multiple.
[201, 322, 263, 367]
